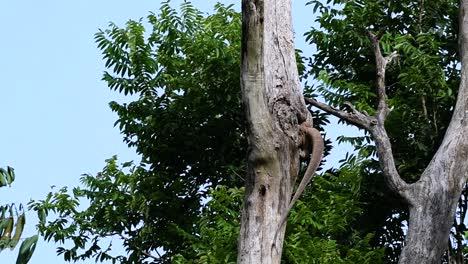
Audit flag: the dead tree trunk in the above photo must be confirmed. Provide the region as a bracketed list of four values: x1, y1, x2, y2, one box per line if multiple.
[237, 0, 323, 263]
[398, 1, 468, 262]
[306, 1, 468, 263]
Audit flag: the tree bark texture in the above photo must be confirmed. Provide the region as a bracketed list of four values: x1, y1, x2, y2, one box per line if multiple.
[399, 1, 468, 262]
[237, 0, 313, 263]
[305, 1, 468, 263]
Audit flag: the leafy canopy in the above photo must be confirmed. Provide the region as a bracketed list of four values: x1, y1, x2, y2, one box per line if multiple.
[30, 1, 384, 263]
[0, 167, 38, 264]
[31, 2, 245, 263]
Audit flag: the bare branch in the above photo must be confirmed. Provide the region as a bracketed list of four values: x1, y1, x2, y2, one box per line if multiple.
[386, 51, 399, 65]
[141, 250, 160, 261]
[366, 32, 398, 123]
[135, 245, 161, 261]
[360, 32, 410, 198]
[304, 97, 375, 130]
[305, 97, 410, 199]
[369, 125, 410, 198]
[305, 31, 409, 200]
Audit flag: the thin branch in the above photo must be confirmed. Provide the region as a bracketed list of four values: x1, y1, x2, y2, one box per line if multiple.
[418, 0, 425, 33]
[304, 97, 375, 130]
[231, 169, 245, 181]
[366, 32, 398, 123]
[386, 51, 399, 64]
[306, 97, 410, 198]
[141, 250, 160, 261]
[370, 125, 410, 198]
[134, 245, 161, 261]
[421, 96, 429, 119]
[363, 32, 410, 198]
[306, 31, 410, 200]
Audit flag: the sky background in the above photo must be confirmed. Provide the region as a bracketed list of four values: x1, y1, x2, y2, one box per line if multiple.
[0, 1, 357, 263]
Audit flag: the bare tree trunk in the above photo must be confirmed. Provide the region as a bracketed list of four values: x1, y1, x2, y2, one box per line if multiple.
[306, 1, 468, 263]
[237, 0, 318, 263]
[399, 181, 464, 263]
[398, 1, 468, 262]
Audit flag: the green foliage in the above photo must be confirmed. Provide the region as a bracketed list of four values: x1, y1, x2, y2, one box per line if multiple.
[94, 3, 246, 251]
[0, 166, 38, 264]
[31, 158, 242, 263]
[29, 1, 393, 263]
[15, 235, 38, 264]
[306, 0, 458, 179]
[283, 156, 384, 264]
[29, 2, 245, 262]
[97, 1, 245, 260]
[30, 156, 165, 263]
[31, 157, 384, 263]
[172, 186, 243, 264]
[0, 166, 15, 187]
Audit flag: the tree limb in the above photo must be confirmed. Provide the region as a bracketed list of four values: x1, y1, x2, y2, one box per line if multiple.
[140, 250, 160, 261]
[305, 96, 410, 198]
[366, 31, 398, 123]
[308, 99, 409, 194]
[304, 97, 375, 130]
[303, 31, 412, 199]
[366, 31, 411, 198]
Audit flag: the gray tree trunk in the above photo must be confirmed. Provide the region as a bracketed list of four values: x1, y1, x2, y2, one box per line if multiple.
[237, 0, 313, 263]
[398, 1, 468, 262]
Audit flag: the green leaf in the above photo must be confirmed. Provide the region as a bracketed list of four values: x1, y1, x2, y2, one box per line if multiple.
[15, 234, 38, 264]
[9, 213, 25, 249]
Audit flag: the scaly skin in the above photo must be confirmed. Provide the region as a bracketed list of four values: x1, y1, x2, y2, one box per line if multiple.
[273, 123, 324, 248]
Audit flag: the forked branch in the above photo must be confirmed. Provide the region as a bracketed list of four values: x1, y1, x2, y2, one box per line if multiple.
[305, 32, 410, 199]
[367, 31, 398, 123]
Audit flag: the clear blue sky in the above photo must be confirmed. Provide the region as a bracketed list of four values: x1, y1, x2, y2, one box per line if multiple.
[0, 1, 357, 263]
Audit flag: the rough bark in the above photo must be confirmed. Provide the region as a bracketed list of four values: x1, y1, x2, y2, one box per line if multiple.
[306, 1, 468, 263]
[398, 1, 468, 262]
[237, 0, 317, 263]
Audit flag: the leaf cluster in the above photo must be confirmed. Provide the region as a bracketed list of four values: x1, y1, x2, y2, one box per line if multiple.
[95, 1, 245, 259]
[283, 155, 384, 264]
[0, 166, 38, 264]
[30, 157, 161, 263]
